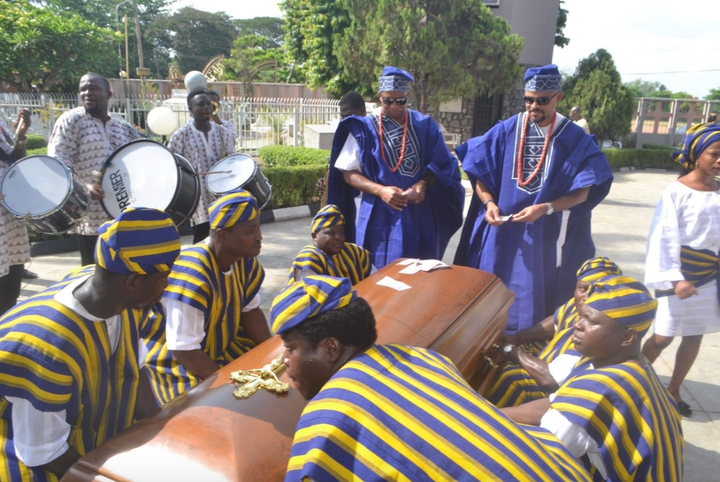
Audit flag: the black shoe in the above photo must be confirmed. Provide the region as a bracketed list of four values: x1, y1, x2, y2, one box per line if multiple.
[22, 269, 38, 279]
[677, 401, 692, 417]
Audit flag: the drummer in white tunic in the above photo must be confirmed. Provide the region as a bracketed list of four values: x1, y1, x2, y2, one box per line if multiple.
[642, 123, 720, 417]
[0, 110, 31, 315]
[168, 89, 236, 243]
[48, 73, 139, 266]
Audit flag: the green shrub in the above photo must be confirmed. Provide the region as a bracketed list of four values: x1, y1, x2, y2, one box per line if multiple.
[26, 134, 47, 150]
[259, 145, 330, 168]
[602, 148, 677, 171]
[641, 143, 675, 151]
[26, 147, 48, 156]
[264, 164, 326, 209]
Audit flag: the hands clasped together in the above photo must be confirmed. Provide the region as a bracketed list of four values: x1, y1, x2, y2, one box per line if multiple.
[379, 180, 428, 211]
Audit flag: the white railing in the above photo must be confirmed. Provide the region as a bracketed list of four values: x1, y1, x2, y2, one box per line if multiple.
[0, 94, 341, 154]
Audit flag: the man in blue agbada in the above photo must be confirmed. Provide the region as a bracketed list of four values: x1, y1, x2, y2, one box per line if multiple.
[327, 66, 465, 268]
[454, 64, 613, 334]
[272, 275, 592, 482]
[0, 208, 181, 481]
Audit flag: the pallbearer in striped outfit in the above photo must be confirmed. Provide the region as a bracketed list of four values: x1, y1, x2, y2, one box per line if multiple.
[271, 276, 592, 482]
[504, 280, 684, 481]
[288, 204, 373, 284]
[146, 189, 271, 405]
[0, 208, 181, 482]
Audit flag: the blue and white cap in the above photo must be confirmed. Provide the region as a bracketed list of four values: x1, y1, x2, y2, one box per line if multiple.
[524, 64, 562, 92]
[379, 66, 414, 92]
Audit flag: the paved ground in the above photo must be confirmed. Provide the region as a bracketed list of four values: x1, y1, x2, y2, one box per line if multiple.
[18, 170, 719, 480]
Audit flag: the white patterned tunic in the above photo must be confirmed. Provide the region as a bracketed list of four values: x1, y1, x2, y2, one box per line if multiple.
[48, 107, 139, 235]
[168, 122, 235, 226]
[1, 160, 31, 277]
[0, 116, 15, 156]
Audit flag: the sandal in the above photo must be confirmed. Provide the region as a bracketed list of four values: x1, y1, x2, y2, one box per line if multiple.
[676, 401, 692, 417]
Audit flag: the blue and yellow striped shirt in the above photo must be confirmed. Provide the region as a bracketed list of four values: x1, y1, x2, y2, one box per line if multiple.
[287, 344, 591, 481]
[288, 243, 372, 285]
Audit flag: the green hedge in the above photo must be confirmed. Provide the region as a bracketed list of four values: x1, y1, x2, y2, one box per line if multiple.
[264, 164, 326, 209]
[602, 148, 677, 171]
[26, 147, 48, 156]
[641, 143, 675, 151]
[259, 145, 330, 168]
[26, 134, 47, 150]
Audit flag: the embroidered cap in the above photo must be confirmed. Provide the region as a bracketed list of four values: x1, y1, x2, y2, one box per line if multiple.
[379, 66, 414, 92]
[524, 64, 562, 92]
[312, 204, 345, 234]
[576, 257, 622, 282]
[673, 123, 720, 171]
[584, 280, 658, 336]
[271, 275, 357, 334]
[95, 208, 181, 275]
[209, 189, 259, 230]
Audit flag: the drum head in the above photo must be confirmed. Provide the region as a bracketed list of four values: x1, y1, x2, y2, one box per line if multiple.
[206, 154, 257, 196]
[101, 140, 180, 217]
[1, 156, 72, 217]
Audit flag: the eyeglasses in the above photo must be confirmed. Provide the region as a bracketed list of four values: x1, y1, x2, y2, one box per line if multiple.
[524, 92, 559, 106]
[381, 97, 409, 106]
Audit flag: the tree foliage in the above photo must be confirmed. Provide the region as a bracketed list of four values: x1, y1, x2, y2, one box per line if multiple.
[224, 34, 306, 92]
[32, 0, 173, 79]
[234, 17, 286, 48]
[147, 7, 237, 74]
[624, 79, 667, 99]
[555, 0, 570, 48]
[561, 49, 634, 142]
[704, 87, 720, 101]
[0, 1, 119, 92]
[284, 0, 523, 111]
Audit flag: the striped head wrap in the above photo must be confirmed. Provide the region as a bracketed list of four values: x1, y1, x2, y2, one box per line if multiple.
[379, 66, 414, 92]
[524, 64, 562, 92]
[271, 275, 357, 334]
[576, 257, 622, 282]
[95, 208, 181, 275]
[312, 204, 345, 234]
[673, 123, 720, 170]
[209, 189, 259, 230]
[585, 279, 658, 336]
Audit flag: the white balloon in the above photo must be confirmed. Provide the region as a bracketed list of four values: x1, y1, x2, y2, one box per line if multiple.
[147, 107, 179, 136]
[184, 71, 207, 91]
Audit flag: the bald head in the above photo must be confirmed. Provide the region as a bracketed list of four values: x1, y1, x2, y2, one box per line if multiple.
[570, 106, 582, 121]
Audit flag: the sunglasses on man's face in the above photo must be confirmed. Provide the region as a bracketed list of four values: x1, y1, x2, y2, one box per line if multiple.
[524, 92, 559, 106]
[381, 97, 409, 106]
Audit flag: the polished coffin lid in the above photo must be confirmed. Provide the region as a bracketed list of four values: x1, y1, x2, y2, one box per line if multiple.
[62, 261, 514, 482]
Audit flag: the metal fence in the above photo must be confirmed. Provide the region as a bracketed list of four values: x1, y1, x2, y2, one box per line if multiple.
[0, 93, 341, 154]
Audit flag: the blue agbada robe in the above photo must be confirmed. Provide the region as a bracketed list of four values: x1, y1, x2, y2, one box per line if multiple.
[454, 113, 613, 333]
[327, 111, 465, 268]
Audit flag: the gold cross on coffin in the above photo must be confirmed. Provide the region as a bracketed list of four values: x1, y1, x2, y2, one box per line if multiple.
[230, 354, 290, 400]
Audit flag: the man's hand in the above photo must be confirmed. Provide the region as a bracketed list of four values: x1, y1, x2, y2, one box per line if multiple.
[674, 280, 698, 299]
[86, 182, 106, 200]
[379, 186, 408, 211]
[402, 180, 427, 205]
[13, 109, 31, 138]
[512, 204, 548, 223]
[484, 202, 507, 226]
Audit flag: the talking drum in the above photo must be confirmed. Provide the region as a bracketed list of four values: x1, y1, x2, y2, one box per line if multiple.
[205, 153, 273, 210]
[100, 140, 200, 227]
[0, 155, 89, 234]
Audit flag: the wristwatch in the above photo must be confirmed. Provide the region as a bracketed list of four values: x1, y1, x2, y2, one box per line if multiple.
[503, 344, 515, 355]
[545, 202, 555, 215]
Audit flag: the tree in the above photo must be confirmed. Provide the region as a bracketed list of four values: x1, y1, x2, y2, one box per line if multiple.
[0, 1, 119, 92]
[282, 0, 356, 96]
[704, 87, 720, 101]
[224, 34, 306, 91]
[555, 0, 570, 48]
[624, 79, 667, 99]
[32, 0, 174, 79]
[146, 7, 237, 74]
[234, 17, 285, 48]
[561, 49, 634, 142]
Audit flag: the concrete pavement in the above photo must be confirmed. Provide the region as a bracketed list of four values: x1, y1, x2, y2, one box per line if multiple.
[17, 170, 719, 480]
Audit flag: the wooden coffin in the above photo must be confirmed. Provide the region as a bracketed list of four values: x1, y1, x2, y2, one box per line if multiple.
[62, 261, 514, 482]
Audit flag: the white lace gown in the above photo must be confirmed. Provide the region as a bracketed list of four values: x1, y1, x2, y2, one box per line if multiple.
[645, 181, 720, 336]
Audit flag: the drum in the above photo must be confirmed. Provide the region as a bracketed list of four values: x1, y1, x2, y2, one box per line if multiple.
[205, 153, 273, 210]
[0, 156, 89, 234]
[100, 140, 200, 227]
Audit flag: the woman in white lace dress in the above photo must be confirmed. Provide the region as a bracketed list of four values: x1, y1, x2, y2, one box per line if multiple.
[643, 123, 720, 417]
